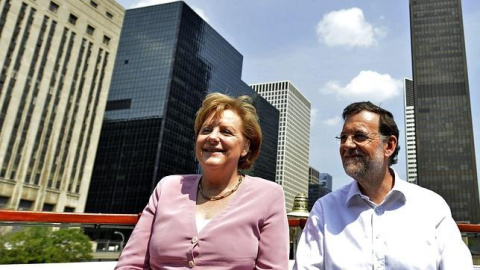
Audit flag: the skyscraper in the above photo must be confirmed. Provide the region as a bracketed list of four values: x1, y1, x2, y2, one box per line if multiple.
[85, 2, 279, 214]
[250, 81, 310, 210]
[409, 0, 479, 222]
[0, 0, 124, 212]
[307, 167, 330, 211]
[403, 78, 417, 184]
[319, 173, 332, 191]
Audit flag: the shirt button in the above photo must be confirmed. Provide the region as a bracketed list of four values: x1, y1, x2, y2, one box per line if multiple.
[375, 208, 384, 215]
[189, 260, 195, 268]
[191, 236, 198, 244]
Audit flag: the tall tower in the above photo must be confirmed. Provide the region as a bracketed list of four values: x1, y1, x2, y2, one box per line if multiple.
[85, 2, 279, 214]
[403, 78, 417, 184]
[410, 0, 479, 222]
[250, 81, 310, 210]
[0, 0, 124, 212]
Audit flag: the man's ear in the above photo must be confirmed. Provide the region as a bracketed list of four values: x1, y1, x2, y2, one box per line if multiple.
[242, 140, 250, 157]
[384, 135, 397, 158]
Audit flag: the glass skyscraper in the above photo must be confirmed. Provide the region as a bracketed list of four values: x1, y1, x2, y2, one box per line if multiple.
[409, 0, 479, 222]
[85, 2, 279, 214]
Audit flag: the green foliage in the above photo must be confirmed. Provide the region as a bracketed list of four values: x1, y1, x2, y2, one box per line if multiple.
[0, 227, 93, 264]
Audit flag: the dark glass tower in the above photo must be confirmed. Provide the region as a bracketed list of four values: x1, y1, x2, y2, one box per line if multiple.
[85, 2, 279, 214]
[409, 0, 479, 222]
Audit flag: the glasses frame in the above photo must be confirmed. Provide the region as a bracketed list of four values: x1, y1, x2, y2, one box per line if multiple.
[335, 132, 387, 145]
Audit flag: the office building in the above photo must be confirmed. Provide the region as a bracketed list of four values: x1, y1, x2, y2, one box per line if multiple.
[250, 81, 310, 210]
[403, 78, 417, 184]
[319, 172, 332, 191]
[410, 0, 479, 222]
[85, 2, 279, 214]
[307, 167, 330, 211]
[0, 0, 124, 212]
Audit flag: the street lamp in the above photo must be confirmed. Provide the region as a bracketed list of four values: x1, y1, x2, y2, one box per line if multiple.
[114, 231, 125, 251]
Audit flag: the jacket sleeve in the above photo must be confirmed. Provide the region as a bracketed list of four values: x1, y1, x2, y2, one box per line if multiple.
[255, 184, 290, 269]
[293, 201, 324, 270]
[115, 181, 163, 269]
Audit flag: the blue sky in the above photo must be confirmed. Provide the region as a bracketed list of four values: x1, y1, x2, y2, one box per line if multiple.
[117, 0, 480, 191]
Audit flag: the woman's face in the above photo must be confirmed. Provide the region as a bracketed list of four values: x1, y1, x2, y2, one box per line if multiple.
[196, 109, 250, 172]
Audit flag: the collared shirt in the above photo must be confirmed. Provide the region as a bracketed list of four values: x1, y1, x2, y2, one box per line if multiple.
[294, 169, 473, 270]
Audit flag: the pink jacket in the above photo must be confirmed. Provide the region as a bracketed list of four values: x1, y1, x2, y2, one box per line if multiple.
[116, 174, 289, 269]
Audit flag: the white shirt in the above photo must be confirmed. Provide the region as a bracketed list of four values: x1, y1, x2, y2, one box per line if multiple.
[294, 169, 473, 270]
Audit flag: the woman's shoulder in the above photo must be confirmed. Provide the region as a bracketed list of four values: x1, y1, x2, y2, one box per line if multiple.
[243, 175, 283, 193]
[155, 174, 200, 189]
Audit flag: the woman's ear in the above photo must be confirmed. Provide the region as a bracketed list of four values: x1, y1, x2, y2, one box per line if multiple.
[242, 140, 250, 157]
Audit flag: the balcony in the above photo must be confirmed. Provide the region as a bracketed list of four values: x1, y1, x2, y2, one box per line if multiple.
[0, 210, 477, 269]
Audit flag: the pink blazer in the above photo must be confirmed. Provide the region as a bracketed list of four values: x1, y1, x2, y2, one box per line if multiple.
[116, 174, 289, 269]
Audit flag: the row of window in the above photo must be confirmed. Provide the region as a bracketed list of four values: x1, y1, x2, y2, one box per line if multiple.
[48, 1, 112, 46]
[0, 196, 75, 212]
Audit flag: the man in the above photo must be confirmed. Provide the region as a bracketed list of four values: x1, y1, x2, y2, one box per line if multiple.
[294, 102, 472, 269]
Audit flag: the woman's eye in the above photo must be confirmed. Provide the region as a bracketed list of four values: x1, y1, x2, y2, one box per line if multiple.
[200, 128, 211, 134]
[222, 129, 233, 135]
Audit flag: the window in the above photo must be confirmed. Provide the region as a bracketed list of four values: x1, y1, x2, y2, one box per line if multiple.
[103, 35, 111, 45]
[18, 199, 33, 211]
[0, 196, 9, 209]
[86, 25, 95, 36]
[42, 203, 55, 211]
[49, 1, 59, 13]
[68, 13, 77, 25]
[90, 1, 98, 8]
[106, 11, 113, 19]
[64, 206, 75, 212]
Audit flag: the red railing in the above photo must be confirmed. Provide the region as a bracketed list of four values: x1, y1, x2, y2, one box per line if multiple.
[0, 210, 477, 232]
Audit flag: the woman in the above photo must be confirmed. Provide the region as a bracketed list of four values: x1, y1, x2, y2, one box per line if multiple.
[116, 93, 289, 269]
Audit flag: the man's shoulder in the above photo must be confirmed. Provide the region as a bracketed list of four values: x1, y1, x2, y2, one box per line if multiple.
[316, 182, 353, 204]
[399, 180, 448, 206]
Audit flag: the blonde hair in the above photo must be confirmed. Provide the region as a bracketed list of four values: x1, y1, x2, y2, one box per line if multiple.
[194, 92, 262, 170]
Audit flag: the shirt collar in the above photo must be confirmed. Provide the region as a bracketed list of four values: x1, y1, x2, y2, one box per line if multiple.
[345, 168, 407, 206]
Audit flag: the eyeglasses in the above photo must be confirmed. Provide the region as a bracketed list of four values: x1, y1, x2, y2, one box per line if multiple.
[335, 132, 384, 145]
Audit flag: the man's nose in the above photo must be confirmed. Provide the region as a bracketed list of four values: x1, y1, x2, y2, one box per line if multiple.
[342, 136, 357, 147]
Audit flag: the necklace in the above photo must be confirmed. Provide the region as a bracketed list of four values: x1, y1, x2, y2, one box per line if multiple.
[198, 175, 243, 201]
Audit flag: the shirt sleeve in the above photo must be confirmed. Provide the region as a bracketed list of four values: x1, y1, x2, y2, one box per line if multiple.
[436, 202, 473, 269]
[293, 201, 324, 270]
[255, 184, 290, 269]
[115, 181, 162, 270]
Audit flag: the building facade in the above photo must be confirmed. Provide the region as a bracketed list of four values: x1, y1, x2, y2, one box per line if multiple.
[410, 0, 479, 222]
[250, 81, 310, 210]
[0, 0, 124, 212]
[85, 2, 279, 214]
[403, 78, 417, 184]
[319, 172, 332, 191]
[307, 167, 330, 211]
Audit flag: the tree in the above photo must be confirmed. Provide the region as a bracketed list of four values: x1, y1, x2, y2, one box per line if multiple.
[0, 227, 93, 264]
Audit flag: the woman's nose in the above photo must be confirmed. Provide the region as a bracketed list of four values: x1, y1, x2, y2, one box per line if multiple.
[207, 129, 220, 142]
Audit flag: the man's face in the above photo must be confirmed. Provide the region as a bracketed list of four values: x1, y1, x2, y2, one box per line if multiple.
[339, 110, 387, 180]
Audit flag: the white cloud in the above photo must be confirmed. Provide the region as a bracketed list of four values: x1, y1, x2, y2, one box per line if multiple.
[193, 7, 209, 23]
[324, 116, 342, 126]
[129, 1, 209, 22]
[316, 7, 388, 48]
[130, 0, 175, 8]
[321, 70, 401, 103]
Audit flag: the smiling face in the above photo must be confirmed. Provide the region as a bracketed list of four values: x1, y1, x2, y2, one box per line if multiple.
[340, 110, 387, 181]
[195, 109, 250, 172]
